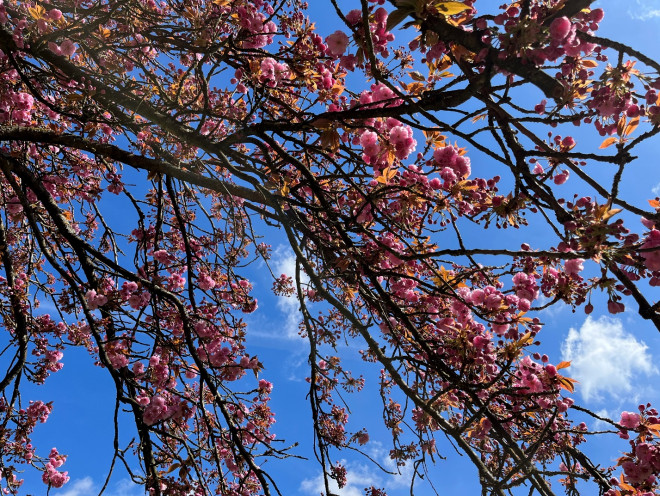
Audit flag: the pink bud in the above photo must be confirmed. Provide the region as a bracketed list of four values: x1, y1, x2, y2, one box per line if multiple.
[590, 8, 605, 23]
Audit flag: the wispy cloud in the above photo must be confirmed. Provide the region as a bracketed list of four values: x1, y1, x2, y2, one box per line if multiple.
[300, 444, 414, 496]
[561, 316, 657, 402]
[59, 477, 143, 496]
[59, 477, 95, 496]
[272, 247, 309, 339]
[628, 0, 660, 20]
[300, 461, 382, 496]
[653, 182, 660, 195]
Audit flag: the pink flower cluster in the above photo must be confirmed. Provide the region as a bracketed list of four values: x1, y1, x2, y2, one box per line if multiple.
[42, 448, 69, 488]
[389, 125, 416, 160]
[369, 8, 394, 57]
[433, 146, 471, 185]
[493, 8, 601, 65]
[514, 356, 571, 410]
[85, 289, 108, 310]
[237, 2, 277, 49]
[153, 249, 173, 265]
[26, 400, 52, 424]
[564, 258, 585, 276]
[358, 117, 416, 165]
[198, 272, 216, 290]
[260, 58, 290, 88]
[106, 339, 130, 369]
[622, 441, 660, 485]
[0, 91, 35, 125]
[142, 393, 194, 428]
[47, 39, 77, 57]
[143, 395, 170, 425]
[120, 281, 150, 309]
[613, 408, 660, 488]
[258, 379, 273, 395]
[640, 230, 660, 271]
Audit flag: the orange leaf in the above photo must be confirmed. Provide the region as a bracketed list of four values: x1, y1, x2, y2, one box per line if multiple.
[581, 59, 598, 68]
[28, 4, 46, 19]
[618, 481, 636, 492]
[648, 199, 660, 209]
[617, 115, 626, 136]
[602, 208, 622, 221]
[515, 331, 533, 348]
[622, 116, 640, 137]
[376, 167, 398, 184]
[599, 137, 617, 149]
[646, 423, 660, 434]
[409, 70, 426, 82]
[558, 376, 578, 393]
[556, 361, 571, 370]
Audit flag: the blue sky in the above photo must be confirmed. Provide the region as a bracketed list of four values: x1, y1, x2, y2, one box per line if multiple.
[13, 1, 660, 495]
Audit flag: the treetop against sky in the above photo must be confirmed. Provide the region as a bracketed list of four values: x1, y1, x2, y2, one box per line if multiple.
[0, 0, 660, 495]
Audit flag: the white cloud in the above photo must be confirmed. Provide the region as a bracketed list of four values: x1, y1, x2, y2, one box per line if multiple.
[59, 477, 143, 496]
[272, 247, 310, 339]
[561, 316, 657, 402]
[105, 478, 144, 496]
[300, 461, 381, 496]
[300, 445, 414, 496]
[628, 0, 660, 20]
[653, 182, 660, 195]
[59, 477, 95, 496]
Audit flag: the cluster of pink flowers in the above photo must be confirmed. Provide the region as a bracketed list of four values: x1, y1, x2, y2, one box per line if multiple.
[493, 7, 601, 66]
[85, 289, 108, 310]
[358, 117, 416, 166]
[514, 356, 558, 395]
[44, 350, 64, 373]
[119, 281, 150, 309]
[259, 58, 290, 88]
[42, 448, 69, 488]
[640, 230, 660, 271]
[564, 258, 585, 277]
[198, 272, 216, 290]
[433, 146, 471, 185]
[368, 8, 394, 57]
[237, 2, 277, 49]
[47, 39, 77, 57]
[149, 353, 171, 387]
[26, 400, 52, 424]
[358, 82, 398, 107]
[389, 125, 416, 160]
[143, 395, 170, 425]
[375, 233, 405, 269]
[105, 339, 130, 369]
[0, 90, 34, 125]
[610, 407, 660, 491]
[258, 379, 273, 395]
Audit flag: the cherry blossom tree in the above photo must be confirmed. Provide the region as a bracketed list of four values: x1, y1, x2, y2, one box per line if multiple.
[0, 0, 659, 494]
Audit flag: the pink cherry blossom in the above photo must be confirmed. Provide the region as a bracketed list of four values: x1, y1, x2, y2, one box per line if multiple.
[326, 31, 350, 57]
[620, 411, 641, 430]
